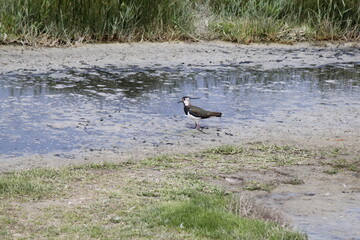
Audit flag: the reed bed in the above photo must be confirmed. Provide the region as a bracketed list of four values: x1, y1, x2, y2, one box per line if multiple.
[0, 0, 359, 45]
[0, 0, 196, 45]
[209, 0, 360, 42]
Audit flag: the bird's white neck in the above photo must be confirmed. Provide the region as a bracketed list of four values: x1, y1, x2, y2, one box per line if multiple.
[183, 98, 190, 106]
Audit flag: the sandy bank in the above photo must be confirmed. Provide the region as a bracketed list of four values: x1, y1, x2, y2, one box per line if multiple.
[2, 41, 360, 75]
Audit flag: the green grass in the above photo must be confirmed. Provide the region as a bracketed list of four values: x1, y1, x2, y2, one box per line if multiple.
[147, 193, 305, 240]
[140, 154, 183, 168]
[285, 178, 305, 185]
[327, 158, 360, 172]
[0, 0, 359, 45]
[318, 147, 360, 172]
[209, 0, 360, 42]
[0, 168, 92, 200]
[244, 180, 275, 192]
[203, 144, 316, 170]
[324, 168, 339, 175]
[1, 143, 358, 239]
[205, 145, 245, 155]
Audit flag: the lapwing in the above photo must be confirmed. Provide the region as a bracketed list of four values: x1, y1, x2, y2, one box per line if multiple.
[179, 96, 222, 129]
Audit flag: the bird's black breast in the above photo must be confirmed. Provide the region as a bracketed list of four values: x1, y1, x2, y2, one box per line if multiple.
[184, 106, 190, 115]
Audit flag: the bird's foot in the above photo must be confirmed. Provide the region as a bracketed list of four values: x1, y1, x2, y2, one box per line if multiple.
[197, 127, 208, 134]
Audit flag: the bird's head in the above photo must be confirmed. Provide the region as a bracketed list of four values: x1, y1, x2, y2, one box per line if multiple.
[178, 96, 191, 106]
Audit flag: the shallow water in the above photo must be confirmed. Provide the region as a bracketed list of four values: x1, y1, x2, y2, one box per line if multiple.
[1, 63, 360, 239]
[1, 63, 359, 156]
[293, 206, 360, 240]
[268, 191, 360, 240]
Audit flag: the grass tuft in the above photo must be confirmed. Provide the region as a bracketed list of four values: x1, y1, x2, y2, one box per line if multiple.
[71, 161, 132, 171]
[140, 154, 184, 168]
[147, 193, 306, 240]
[227, 194, 287, 225]
[206, 145, 245, 155]
[0, 176, 50, 200]
[0, 168, 91, 200]
[245, 180, 275, 192]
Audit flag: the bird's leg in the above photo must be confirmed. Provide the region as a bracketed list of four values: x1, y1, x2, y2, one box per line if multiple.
[196, 122, 207, 133]
[195, 121, 201, 130]
[192, 121, 199, 129]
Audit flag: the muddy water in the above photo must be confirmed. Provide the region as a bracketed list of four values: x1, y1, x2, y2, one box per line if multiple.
[1, 63, 359, 156]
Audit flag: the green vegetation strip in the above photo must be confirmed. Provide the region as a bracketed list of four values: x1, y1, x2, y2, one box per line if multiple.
[0, 0, 359, 45]
[0, 144, 358, 239]
[148, 194, 304, 240]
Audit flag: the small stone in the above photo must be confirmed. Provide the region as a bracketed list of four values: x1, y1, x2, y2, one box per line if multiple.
[304, 193, 316, 197]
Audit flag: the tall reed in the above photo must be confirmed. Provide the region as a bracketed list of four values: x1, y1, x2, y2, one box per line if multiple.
[0, 0, 359, 45]
[286, 0, 360, 40]
[0, 0, 196, 45]
[209, 0, 360, 42]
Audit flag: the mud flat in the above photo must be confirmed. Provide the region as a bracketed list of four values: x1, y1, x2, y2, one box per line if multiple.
[1, 41, 360, 170]
[1, 41, 360, 74]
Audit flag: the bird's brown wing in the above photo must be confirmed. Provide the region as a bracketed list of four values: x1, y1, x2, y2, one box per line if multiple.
[189, 105, 221, 119]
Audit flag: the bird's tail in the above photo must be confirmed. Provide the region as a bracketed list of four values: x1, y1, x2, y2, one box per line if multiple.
[209, 112, 222, 117]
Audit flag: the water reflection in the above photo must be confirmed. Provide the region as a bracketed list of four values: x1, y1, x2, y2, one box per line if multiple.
[0, 63, 359, 155]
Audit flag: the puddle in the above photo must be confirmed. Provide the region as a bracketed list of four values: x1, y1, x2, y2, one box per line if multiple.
[270, 193, 360, 240]
[292, 206, 360, 240]
[264, 191, 360, 240]
[253, 165, 360, 240]
[1, 63, 359, 156]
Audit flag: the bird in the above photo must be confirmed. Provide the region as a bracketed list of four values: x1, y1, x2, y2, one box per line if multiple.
[178, 96, 222, 129]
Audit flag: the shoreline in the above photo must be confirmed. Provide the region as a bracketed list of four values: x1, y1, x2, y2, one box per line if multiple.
[1, 40, 360, 172]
